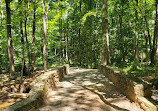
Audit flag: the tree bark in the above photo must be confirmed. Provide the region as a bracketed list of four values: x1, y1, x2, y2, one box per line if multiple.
[42, 0, 47, 71]
[5, 0, 15, 75]
[31, 1, 36, 73]
[119, 11, 125, 63]
[151, 1, 158, 65]
[18, 0, 25, 93]
[20, 18, 24, 93]
[0, 0, 3, 24]
[85, 25, 89, 68]
[155, 0, 158, 77]
[134, 0, 139, 68]
[144, 0, 149, 73]
[24, 1, 31, 74]
[0, 0, 2, 73]
[60, 18, 63, 65]
[79, 1, 82, 65]
[101, 0, 110, 65]
[66, 15, 69, 64]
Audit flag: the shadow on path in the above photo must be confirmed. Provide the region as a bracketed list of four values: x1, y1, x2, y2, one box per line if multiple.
[35, 68, 142, 111]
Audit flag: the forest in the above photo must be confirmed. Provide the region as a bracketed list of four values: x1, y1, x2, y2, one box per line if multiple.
[0, 0, 158, 81]
[1, 0, 158, 110]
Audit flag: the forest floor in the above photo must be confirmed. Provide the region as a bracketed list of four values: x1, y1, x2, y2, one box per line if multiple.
[0, 68, 45, 110]
[35, 68, 143, 111]
[117, 64, 158, 104]
[127, 70, 158, 103]
[0, 67, 157, 110]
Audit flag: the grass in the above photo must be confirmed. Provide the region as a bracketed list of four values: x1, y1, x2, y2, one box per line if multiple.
[114, 62, 155, 75]
[113, 62, 157, 84]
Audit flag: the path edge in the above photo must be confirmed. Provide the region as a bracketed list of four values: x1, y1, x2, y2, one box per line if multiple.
[99, 64, 157, 111]
[1, 64, 69, 111]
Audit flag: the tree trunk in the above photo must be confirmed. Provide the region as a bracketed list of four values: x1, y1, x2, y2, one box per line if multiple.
[155, 0, 158, 77]
[101, 0, 110, 65]
[119, 12, 125, 63]
[18, 0, 25, 93]
[151, 37, 156, 65]
[42, 0, 47, 71]
[144, 0, 149, 74]
[134, 0, 139, 68]
[144, 19, 148, 74]
[85, 25, 89, 68]
[24, 1, 31, 74]
[66, 16, 69, 64]
[0, 0, 2, 73]
[20, 16, 25, 93]
[60, 19, 63, 65]
[79, 1, 82, 66]
[5, 0, 15, 75]
[0, 0, 3, 24]
[31, 1, 36, 73]
[151, 1, 158, 65]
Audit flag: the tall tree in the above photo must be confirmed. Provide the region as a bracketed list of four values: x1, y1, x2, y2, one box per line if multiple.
[151, 1, 158, 65]
[66, 13, 69, 64]
[101, 0, 110, 65]
[119, 5, 125, 63]
[24, 0, 31, 74]
[134, 0, 139, 68]
[0, 0, 2, 73]
[5, 0, 15, 75]
[19, 0, 25, 92]
[155, 0, 158, 77]
[42, 0, 47, 71]
[143, 0, 149, 73]
[59, 10, 63, 64]
[31, 0, 36, 73]
[78, 0, 82, 65]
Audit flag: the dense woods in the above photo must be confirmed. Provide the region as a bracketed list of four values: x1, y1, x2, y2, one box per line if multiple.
[0, 0, 158, 78]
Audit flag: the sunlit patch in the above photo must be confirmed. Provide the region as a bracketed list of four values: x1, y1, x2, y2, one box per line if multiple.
[36, 68, 143, 111]
[60, 81, 74, 88]
[82, 81, 96, 86]
[96, 83, 104, 87]
[0, 102, 14, 110]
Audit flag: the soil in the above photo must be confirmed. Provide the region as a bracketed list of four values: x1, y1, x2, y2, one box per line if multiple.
[0, 68, 45, 110]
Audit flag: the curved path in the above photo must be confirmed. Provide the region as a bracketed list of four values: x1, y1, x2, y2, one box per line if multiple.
[35, 68, 142, 111]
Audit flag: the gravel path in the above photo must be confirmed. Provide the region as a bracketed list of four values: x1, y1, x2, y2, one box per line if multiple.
[35, 68, 142, 111]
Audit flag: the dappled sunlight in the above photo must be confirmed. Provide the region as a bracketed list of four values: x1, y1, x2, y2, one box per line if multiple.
[36, 68, 143, 111]
[82, 81, 96, 86]
[59, 81, 74, 88]
[0, 102, 14, 110]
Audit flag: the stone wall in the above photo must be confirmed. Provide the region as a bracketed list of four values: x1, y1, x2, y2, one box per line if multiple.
[99, 64, 157, 111]
[2, 64, 69, 111]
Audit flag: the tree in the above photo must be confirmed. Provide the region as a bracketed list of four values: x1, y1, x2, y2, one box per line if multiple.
[42, 0, 47, 71]
[0, 0, 157, 76]
[155, 0, 158, 77]
[5, 0, 15, 75]
[23, 0, 31, 74]
[134, 0, 139, 68]
[19, 0, 25, 93]
[101, 0, 110, 65]
[0, 0, 2, 73]
[31, 0, 36, 73]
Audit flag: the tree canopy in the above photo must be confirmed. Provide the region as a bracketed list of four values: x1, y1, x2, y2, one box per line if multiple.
[0, 0, 158, 78]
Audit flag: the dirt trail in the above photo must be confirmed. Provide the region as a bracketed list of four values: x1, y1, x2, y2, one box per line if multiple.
[35, 68, 142, 111]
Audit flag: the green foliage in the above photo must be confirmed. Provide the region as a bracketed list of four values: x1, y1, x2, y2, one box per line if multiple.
[0, 0, 157, 76]
[81, 10, 97, 25]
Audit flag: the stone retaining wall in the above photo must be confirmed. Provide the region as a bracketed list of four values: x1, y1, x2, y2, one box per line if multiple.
[99, 64, 157, 111]
[2, 64, 69, 111]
